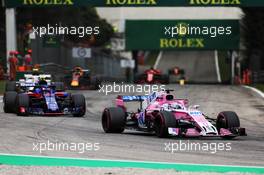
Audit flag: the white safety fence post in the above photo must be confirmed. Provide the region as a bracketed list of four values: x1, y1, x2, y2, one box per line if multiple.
[5, 8, 17, 73]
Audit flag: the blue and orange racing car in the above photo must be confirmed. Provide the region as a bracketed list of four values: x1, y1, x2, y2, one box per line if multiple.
[3, 84, 86, 117]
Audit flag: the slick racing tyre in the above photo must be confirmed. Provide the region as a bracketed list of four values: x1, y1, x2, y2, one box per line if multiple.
[5, 81, 17, 92]
[72, 94, 86, 117]
[216, 111, 240, 139]
[155, 111, 176, 138]
[16, 94, 30, 116]
[3, 91, 17, 113]
[216, 111, 240, 131]
[102, 107, 126, 133]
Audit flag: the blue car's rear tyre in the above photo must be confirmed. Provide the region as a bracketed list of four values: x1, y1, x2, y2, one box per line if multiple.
[3, 91, 17, 113]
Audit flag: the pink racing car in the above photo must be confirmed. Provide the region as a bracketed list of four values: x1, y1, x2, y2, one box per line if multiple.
[102, 90, 246, 139]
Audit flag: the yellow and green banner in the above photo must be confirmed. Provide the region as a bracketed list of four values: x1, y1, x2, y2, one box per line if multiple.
[125, 20, 240, 50]
[4, 0, 264, 7]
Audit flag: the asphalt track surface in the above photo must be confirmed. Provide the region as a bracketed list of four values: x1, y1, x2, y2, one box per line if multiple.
[157, 51, 218, 83]
[0, 85, 263, 167]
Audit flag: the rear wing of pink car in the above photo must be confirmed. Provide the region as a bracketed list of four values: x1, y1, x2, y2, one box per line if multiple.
[116, 92, 159, 110]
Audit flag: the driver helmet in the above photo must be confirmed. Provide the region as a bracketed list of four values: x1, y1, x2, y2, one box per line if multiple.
[39, 77, 47, 85]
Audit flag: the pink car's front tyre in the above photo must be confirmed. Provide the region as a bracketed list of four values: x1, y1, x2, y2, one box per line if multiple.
[216, 111, 240, 139]
[155, 111, 176, 138]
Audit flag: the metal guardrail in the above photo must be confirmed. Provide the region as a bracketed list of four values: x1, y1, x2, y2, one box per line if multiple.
[39, 63, 71, 82]
[89, 50, 126, 82]
[31, 37, 127, 82]
[38, 53, 127, 83]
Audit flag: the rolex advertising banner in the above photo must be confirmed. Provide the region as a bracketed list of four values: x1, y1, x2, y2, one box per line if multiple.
[125, 20, 240, 50]
[4, 0, 264, 7]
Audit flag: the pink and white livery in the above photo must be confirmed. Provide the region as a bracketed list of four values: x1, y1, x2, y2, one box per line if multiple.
[102, 90, 246, 139]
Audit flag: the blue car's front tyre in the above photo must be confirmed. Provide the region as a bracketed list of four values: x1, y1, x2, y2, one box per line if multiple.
[16, 94, 30, 116]
[72, 94, 86, 117]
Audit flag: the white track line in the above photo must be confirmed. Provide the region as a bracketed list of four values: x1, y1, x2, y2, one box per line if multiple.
[214, 50, 222, 83]
[243, 86, 264, 99]
[154, 51, 163, 69]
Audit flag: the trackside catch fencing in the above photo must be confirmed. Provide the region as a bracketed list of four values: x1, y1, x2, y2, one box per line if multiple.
[251, 71, 264, 84]
[31, 37, 126, 82]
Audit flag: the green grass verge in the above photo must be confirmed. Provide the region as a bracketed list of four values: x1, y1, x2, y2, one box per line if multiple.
[253, 84, 264, 92]
[0, 80, 6, 94]
[0, 154, 263, 174]
[218, 51, 231, 84]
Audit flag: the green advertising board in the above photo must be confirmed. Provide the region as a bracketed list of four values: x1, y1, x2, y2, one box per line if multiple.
[4, 0, 264, 7]
[42, 35, 60, 48]
[125, 20, 240, 50]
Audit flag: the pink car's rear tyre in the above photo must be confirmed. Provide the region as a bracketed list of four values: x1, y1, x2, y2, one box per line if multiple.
[102, 107, 126, 133]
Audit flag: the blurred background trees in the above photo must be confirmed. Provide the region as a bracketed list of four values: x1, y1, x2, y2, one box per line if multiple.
[242, 7, 264, 71]
[0, 7, 6, 69]
[16, 7, 114, 47]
